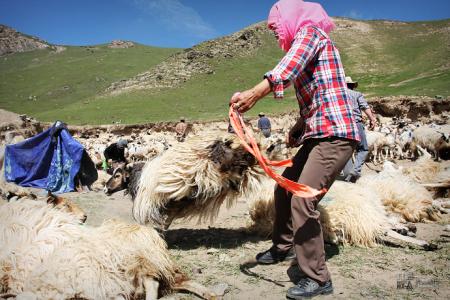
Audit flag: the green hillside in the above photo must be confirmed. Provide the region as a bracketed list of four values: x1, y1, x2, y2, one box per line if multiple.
[0, 44, 181, 122]
[0, 18, 449, 125]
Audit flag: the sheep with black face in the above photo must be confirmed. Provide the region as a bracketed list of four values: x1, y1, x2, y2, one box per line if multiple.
[132, 133, 261, 230]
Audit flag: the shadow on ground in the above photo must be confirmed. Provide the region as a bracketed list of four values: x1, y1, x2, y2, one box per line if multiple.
[166, 227, 267, 250]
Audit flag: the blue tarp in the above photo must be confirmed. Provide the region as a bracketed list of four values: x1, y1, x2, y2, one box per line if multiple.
[4, 121, 85, 194]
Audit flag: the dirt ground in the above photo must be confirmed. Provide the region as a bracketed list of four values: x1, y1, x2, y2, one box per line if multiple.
[61, 163, 450, 300]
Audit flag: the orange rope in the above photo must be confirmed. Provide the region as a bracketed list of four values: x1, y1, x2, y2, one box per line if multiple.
[229, 104, 326, 198]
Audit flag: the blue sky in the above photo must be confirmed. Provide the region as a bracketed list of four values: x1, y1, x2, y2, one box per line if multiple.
[1, 0, 449, 48]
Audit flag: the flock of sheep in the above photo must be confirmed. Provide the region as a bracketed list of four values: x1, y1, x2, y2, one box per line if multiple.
[1, 113, 449, 299]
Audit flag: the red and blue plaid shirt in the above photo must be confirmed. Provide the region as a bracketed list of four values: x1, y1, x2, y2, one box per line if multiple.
[265, 26, 360, 143]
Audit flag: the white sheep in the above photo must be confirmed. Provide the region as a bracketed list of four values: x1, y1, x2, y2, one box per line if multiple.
[366, 130, 388, 163]
[412, 125, 450, 161]
[401, 156, 450, 184]
[1, 201, 214, 300]
[357, 161, 440, 223]
[19, 219, 176, 300]
[0, 199, 84, 294]
[133, 133, 261, 230]
[246, 180, 389, 247]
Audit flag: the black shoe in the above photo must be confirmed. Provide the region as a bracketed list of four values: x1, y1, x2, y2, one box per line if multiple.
[287, 264, 307, 284]
[256, 247, 296, 265]
[286, 277, 333, 299]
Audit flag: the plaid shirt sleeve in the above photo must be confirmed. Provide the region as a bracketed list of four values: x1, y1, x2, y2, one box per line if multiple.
[356, 92, 370, 111]
[264, 27, 321, 99]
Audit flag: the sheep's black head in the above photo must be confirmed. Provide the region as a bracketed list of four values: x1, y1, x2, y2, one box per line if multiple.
[207, 136, 257, 174]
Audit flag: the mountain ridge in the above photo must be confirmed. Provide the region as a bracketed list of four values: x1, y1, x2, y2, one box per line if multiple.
[0, 18, 449, 125]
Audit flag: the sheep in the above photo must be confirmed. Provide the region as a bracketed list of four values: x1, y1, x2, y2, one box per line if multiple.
[246, 174, 277, 238]
[401, 156, 450, 185]
[357, 161, 440, 223]
[104, 162, 146, 198]
[1, 202, 214, 300]
[19, 219, 177, 300]
[395, 128, 414, 159]
[0, 198, 85, 294]
[318, 181, 389, 247]
[246, 180, 389, 247]
[412, 125, 450, 161]
[366, 130, 388, 163]
[133, 133, 258, 230]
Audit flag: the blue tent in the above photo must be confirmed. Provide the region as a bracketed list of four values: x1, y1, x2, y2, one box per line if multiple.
[4, 121, 97, 194]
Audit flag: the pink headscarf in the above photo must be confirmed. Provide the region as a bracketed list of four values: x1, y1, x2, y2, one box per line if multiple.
[268, 0, 335, 52]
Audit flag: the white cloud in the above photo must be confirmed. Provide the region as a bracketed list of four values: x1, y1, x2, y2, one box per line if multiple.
[133, 0, 216, 38]
[346, 9, 364, 20]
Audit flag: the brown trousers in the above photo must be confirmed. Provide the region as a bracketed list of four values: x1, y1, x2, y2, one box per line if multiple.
[272, 137, 356, 284]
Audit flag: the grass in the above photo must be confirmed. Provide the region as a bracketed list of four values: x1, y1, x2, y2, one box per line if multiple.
[0, 44, 181, 122]
[0, 19, 449, 124]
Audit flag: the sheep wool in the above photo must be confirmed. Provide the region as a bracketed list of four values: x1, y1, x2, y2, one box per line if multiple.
[0, 199, 83, 294]
[21, 219, 176, 300]
[133, 134, 258, 229]
[357, 161, 440, 222]
[246, 180, 389, 247]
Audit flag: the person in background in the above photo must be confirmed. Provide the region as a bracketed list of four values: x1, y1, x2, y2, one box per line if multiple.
[103, 139, 128, 171]
[175, 118, 188, 142]
[257, 112, 272, 137]
[341, 76, 377, 182]
[229, 1, 359, 298]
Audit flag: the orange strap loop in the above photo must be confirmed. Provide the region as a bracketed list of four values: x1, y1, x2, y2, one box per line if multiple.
[229, 104, 326, 198]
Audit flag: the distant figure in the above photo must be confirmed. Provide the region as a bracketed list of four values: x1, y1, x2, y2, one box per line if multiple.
[257, 112, 271, 138]
[103, 139, 128, 171]
[175, 118, 188, 142]
[342, 76, 377, 182]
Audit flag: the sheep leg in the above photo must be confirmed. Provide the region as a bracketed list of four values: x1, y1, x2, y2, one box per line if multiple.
[143, 277, 159, 300]
[383, 230, 437, 250]
[173, 280, 217, 300]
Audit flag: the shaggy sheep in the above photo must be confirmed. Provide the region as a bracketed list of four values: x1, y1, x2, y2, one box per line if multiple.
[247, 180, 389, 247]
[0, 194, 86, 257]
[246, 173, 277, 237]
[133, 133, 259, 230]
[1, 201, 214, 300]
[318, 181, 388, 247]
[0, 198, 85, 294]
[401, 156, 450, 185]
[18, 219, 177, 300]
[357, 161, 440, 223]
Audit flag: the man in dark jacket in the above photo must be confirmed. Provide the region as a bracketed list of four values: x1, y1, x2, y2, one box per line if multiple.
[103, 139, 128, 170]
[257, 112, 272, 138]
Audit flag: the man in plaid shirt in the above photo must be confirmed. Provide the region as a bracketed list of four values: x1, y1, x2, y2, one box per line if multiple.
[230, 1, 359, 298]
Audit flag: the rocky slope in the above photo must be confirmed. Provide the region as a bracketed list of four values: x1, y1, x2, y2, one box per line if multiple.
[103, 18, 450, 97]
[0, 24, 50, 56]
[104, 22, 266, 95]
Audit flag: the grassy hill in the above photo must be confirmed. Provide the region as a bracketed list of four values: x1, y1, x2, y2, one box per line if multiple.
[0, 18, 449, 125]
